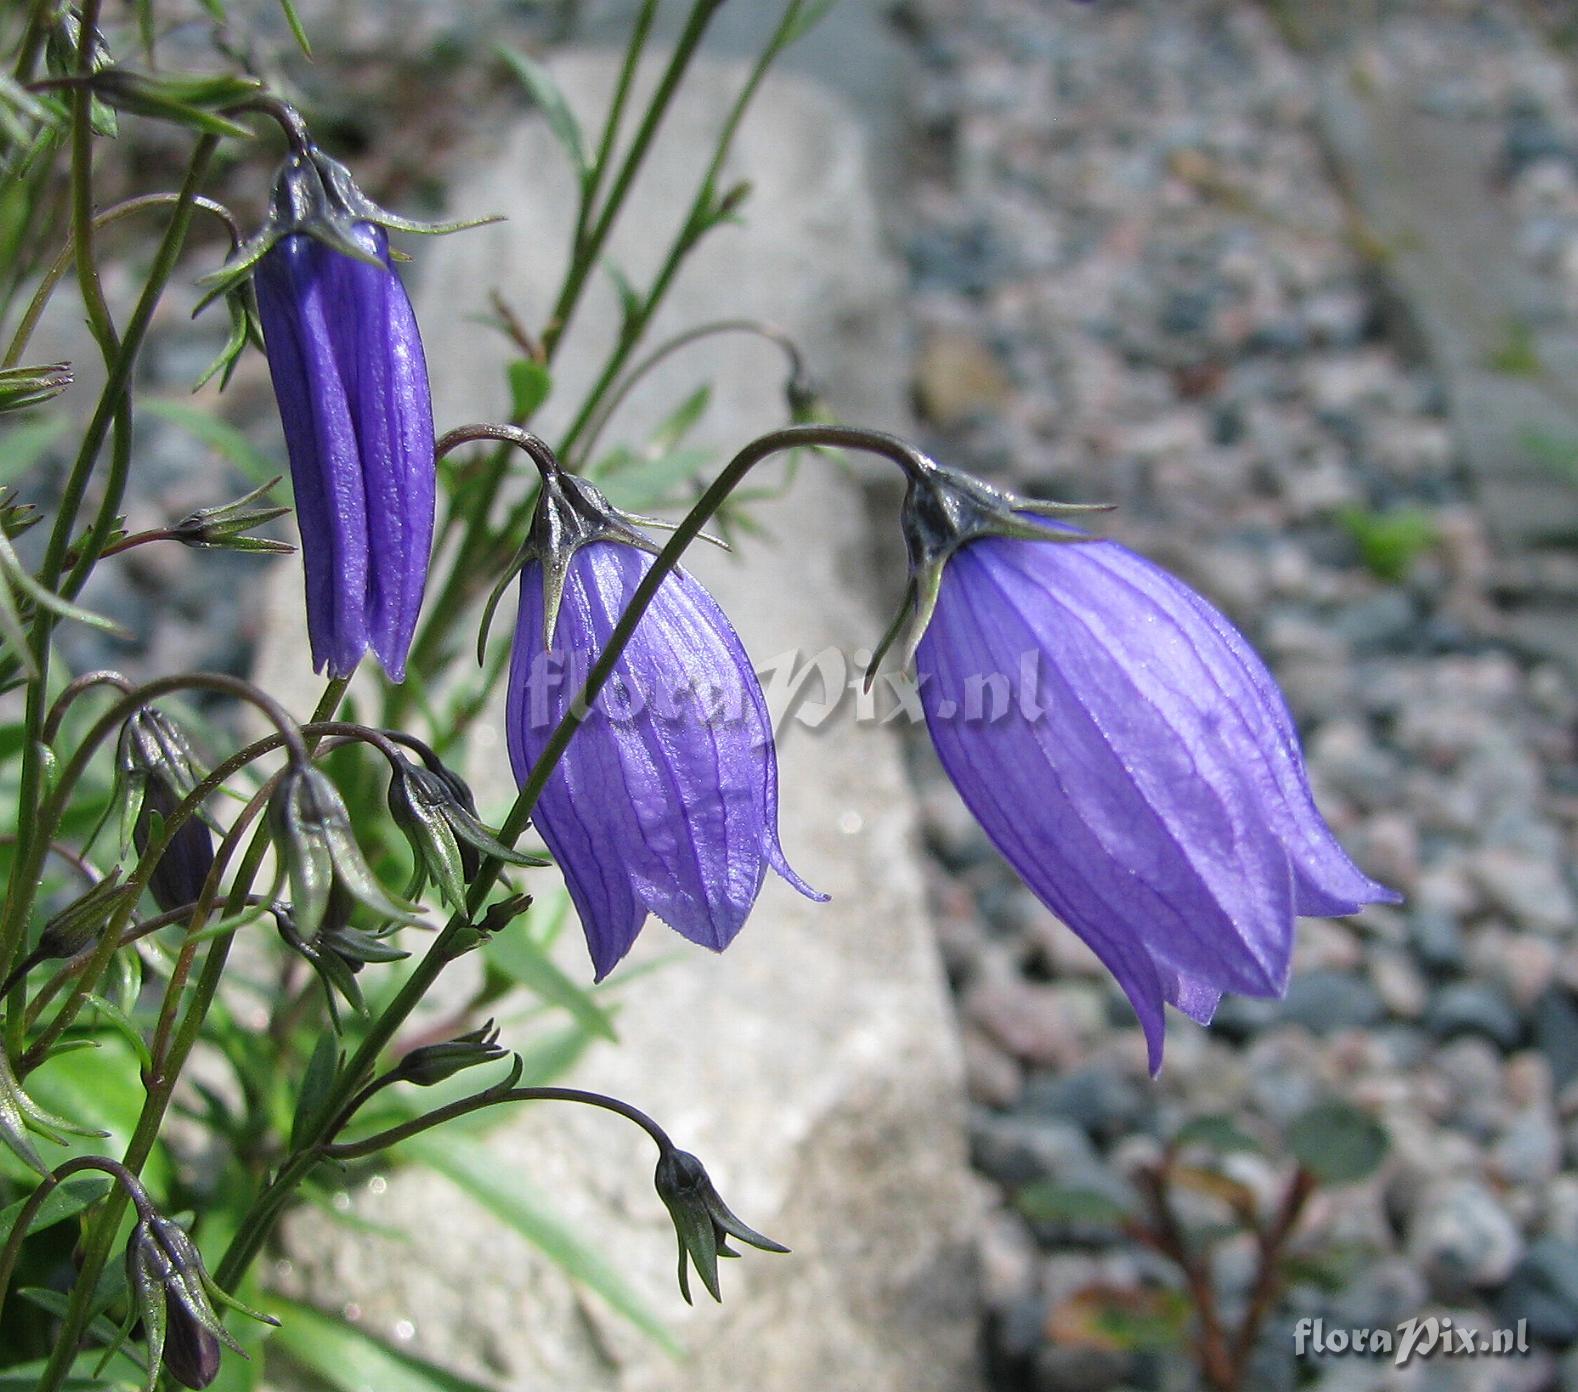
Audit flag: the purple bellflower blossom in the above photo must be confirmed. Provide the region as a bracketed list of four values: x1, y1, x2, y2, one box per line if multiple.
[212, 133, 491, 679]
[253, 221, 432, 679]
[891, 463, 1398, 1072]
[503, 464, 822, 980]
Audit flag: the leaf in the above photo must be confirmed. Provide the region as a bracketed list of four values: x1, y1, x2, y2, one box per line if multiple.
[1336, 506, 1435, 583]
[781, 0, 840, 46]
[267, 1296, 501, 1392]
[647, 384, 711, 455]
[290, 1030, 341, 1150]
[1287, 1102, 1388, 1185]
[1167, 1164, 1258, 1218]
[402, 1133, 680, 1354]
[0, 413, 66, 487]
[498, 48, 587, 175]
[1174, 1114, 1261, 1155]
[1013, 1182, 1129, 1228]
[506, 358, 552, 422]
[1045, 1283, 1191, 1354]
[277, 0, 313, 57]
[485, 924, 617, 1043]
[140, 397, 291, 503]
[0, 1174, 112, 1245]
[80, 993, 152, 1073]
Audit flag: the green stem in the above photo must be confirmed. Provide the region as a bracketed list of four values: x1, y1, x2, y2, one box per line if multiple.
[3, 137, 220, 1016]
[574, 0, 660, 253]
[325, 1083, 672, 1161]
[213, 423, 929, 1291]
[25, 680, 347, 1392]
[553, 0, 806, 465]
[542, 0, 724, 359]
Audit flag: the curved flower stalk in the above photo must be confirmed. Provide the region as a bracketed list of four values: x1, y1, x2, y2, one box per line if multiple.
[500, 450, 822, 979]
[218, 111, 494, 680]
[892, 463, 1398, 1073]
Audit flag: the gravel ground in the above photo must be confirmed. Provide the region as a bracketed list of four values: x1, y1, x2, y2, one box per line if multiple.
[894, 2, 1578, 1389]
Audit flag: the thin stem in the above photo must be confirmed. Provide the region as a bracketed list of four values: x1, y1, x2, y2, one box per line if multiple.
[2, 191, 241, 369]
[1226, 1166, 1315, 1383]
[569, 317, 807, 469]
[324, 1084, 673, 1162]
[26, 680, 348, 1392]
[0, 1155, 155, 1320]
[553, 0, 810, 464]
[40, 669, 132, 744]
[542, 0, 725, 359]
[576, 0, 660, 253]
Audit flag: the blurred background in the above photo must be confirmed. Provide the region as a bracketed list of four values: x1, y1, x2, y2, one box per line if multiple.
[39, 0, 1578, 1389]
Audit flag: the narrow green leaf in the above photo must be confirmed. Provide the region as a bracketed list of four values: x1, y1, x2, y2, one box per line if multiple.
[782, 0, 840, 46]
[0, 1175, 112, 1246]
[290, 1030, 340, 1150]
[498, 48, 587, 174]
[402, 1133, 680, 1354]
[647, 384, 710, 455]
[485, 925, 616, 1042]
[140, 397, 291, 503]
[80, 994, 152, 1073]
[267, 1296, 502, 1392]
[277, 0, 313, 57]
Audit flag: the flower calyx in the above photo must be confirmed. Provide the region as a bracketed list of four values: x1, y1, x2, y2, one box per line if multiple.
[654, 1146, 788, 1305]
[200, 120, 499, 304]
[870, 459, 1111, 685]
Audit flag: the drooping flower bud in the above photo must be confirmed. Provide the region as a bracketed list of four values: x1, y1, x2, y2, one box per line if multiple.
[35, 870, 132, 961]
[272, 895, 409, 1018]
[891, 460, 1400, 1073]
[169, 476, 294, 555]
[502, 461, 823, 981]
[269, 765, 423, 940]
[116, 706, 217, 914]
[654, 1147, 788, 1305]
[386, 754, 544, 910]
[124, 1212, 274, 1392]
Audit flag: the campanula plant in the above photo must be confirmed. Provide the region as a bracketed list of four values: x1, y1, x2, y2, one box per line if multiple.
[0, 2, 1402, 1389]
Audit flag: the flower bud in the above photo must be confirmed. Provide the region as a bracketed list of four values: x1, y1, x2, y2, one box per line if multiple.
[389, 1021, 508, 1087]
[124, 1213, 273, 1392]
[386, 755, 543, 909]
[36, 870, 132, 960]
[269, 765, 422, 940]
[0, 362, 71, 413]
[116, 706, 216, 914]
[170, 477, 294, 555]
[653, 1147, 787, 1304]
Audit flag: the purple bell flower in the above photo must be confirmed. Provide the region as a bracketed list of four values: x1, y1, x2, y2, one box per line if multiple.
[894, 464, 1398, 1072]
[503, 466, 821, 980]
[212, 131, 491, 680]
[253, 221, 433, 680]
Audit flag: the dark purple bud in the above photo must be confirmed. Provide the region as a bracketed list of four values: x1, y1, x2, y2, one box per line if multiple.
[899, 464, 1400, 1073]
[134, 776, 215, 914]
[116, 706, 217, 912]
[124, 1213, 270, 1392]
[253, 220, 434, 681]
[504, 469, 824, 979]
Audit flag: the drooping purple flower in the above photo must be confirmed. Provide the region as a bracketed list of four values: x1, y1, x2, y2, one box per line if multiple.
[253, 220, 433, 680]
[503, 467, 821, 979]
[211, 133, 491, 679]
[896, 464, 1397, 1072]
